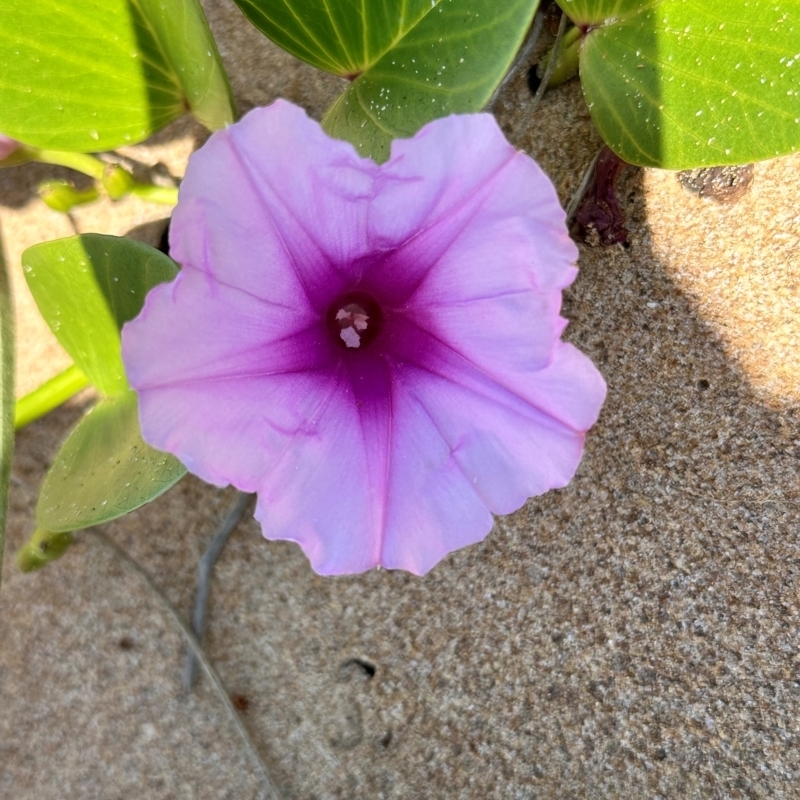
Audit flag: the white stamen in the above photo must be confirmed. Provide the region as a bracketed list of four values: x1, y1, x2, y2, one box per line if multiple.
[340, 327, 361, 348]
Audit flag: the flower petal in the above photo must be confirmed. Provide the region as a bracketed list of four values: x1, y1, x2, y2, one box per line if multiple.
[122, 267, 337, 492]
[387, 335, 603, 516]
[377, 375, 495, 575]
[254, 361, 387, 575]
[171, 101, 383, 312]
[388, 312, 605, 432]
[254, 347, 498, 576]
[123, 101, 607, 577]
[134, 371, 331, 492]
[123, 268, 327, 390]
[366, 114, 577, 303]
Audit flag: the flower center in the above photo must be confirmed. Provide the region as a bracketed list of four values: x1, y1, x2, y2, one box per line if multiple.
[326, 291, 383, 350]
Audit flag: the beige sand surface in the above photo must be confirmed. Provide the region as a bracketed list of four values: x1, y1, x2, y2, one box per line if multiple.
[2, 4, 799, 799]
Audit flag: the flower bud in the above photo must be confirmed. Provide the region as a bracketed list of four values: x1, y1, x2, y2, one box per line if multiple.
[103, 164, 136, 200]
[39, 180, 100, 213]
[16, 528, 74, 572]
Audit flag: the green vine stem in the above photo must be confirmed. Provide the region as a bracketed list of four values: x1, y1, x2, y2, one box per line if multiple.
[23, 148, 179, 207]
[0, 229, 14, 588]
[130, 183, 179, 205]
[29, 148, 106, 180]
[184, 492, 253, 691]
[538, 23, 582, 89]
[15, 364, 91, 430]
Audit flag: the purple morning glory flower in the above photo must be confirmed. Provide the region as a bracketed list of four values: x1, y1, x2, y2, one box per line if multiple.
[0, 135, 20, 160]
[122, 101, 606, 575]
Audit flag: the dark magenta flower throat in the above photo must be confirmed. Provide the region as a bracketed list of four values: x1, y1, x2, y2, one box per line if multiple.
[325, 290, 384, 350]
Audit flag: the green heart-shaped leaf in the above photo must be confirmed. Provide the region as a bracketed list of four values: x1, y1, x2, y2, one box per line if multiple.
[322, 0, 539, 161]
[558, 0, 800, 167]
[0, 0, 234, 152]
[22, 234, 178, 397]
[23, 234, 186, 531]
[232, 0, 438, 76]
[36, 391, 186, 532]
[234, 0, 538, 161]
[0, 230, 14, 585]
[134, 0, 236, 132]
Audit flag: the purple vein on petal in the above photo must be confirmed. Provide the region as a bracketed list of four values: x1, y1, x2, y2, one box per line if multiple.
[133, 365, 335, 393]
[391, 315, 585, 434]
[390, 359, 488, 497]
[132, 320, 332, 391]
[223, 131, 321, 308]
[375, 152, 521, 306]
[225, 125, 378, 305]
[411, 287, 540, 308]
[186, 218, 308, 312]
[392, 150, 518, 253]
[343, 352, 395, 568]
